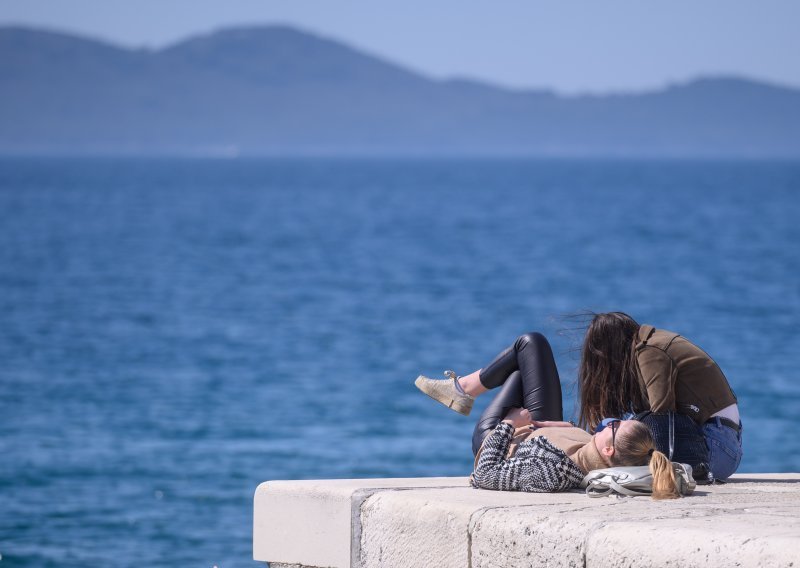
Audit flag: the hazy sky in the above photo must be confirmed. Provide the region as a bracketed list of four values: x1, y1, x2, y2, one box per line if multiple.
[2, 1, 799, 94]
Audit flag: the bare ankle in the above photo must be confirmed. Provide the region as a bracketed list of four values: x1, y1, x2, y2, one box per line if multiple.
[459, 371, 487, 398]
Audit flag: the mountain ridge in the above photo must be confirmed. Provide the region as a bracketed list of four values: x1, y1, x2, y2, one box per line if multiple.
[1, 25, 799, 156]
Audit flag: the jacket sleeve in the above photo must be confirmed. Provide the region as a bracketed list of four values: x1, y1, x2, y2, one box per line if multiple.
[636, 346, 678, 412]
[471, 423, 584, 493]
[471, 422, 520, 491]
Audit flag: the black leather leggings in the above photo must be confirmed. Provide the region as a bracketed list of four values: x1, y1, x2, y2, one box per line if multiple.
[471, 332, 563, 456]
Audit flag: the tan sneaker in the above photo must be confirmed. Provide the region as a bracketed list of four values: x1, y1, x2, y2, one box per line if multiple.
[414, 370, 475, 416]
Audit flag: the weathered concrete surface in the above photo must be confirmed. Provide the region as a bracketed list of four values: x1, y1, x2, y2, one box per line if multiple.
[254, 474, 800, 568]
[253, 477, 468, 568]
[469, 475, 800, 568]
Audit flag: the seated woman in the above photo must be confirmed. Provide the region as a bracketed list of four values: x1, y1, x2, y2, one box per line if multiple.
[415, 332, 680, 498]
[578, 312, 742, 480]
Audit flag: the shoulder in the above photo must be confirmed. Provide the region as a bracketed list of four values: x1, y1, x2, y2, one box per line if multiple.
[635, 324, 681, 353]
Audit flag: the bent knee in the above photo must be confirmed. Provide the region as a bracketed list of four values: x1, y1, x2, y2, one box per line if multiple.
[514, 331, 549, 351]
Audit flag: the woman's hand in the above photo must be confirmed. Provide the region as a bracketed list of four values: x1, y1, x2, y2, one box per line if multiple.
[530, 420, 575, 429]
[502, 407, 532, 428]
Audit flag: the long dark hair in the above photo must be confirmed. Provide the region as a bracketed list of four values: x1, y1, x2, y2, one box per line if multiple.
[578, 311, 648, 429]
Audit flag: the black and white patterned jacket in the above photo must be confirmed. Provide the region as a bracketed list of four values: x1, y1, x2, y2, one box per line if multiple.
[471, 422, 585, 493]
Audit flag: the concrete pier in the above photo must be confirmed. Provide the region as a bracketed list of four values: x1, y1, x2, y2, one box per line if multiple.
[253, 473, 800, 568]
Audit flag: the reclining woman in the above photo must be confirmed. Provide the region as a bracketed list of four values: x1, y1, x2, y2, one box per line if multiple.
[415, 332, 680, 498]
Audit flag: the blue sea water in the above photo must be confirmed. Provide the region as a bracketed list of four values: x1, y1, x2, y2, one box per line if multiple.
[1, 157, 799, 567]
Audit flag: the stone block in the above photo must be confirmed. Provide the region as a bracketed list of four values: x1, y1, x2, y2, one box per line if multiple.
[253, 477, 467, 567]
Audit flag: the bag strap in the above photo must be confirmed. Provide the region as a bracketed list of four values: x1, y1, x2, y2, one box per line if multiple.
[608, 480, 652, 497]
[585, 479, 652, 498]
[585, 482, 615, 498]
[668, 411, 675, 460]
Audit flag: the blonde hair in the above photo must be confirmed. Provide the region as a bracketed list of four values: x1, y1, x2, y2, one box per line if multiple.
[612, 421, 681, 500]
[649, 450, 681, 500]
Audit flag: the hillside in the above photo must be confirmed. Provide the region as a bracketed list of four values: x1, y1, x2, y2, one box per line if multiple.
[1, 26, 799, 156]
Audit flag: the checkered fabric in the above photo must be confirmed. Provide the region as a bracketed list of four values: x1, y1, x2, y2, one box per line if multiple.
[471, 422, 585, 493]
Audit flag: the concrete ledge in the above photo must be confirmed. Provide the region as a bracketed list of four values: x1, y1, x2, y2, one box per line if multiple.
[254, 474, 800, 568]
[253, 477, 469, 568]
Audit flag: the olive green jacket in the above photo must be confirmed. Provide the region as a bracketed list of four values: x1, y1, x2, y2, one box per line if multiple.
[634, 325, 737, 425]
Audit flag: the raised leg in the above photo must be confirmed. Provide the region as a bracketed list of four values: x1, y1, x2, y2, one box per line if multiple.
[471, 332, 564, 455]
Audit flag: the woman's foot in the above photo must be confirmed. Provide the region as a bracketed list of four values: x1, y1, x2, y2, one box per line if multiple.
[415, 370, 475, 416]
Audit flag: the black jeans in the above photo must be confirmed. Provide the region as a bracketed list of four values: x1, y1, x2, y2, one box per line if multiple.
[471, 332, 563, 456]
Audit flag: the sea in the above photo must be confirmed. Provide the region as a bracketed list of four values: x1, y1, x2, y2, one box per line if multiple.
[1, 157, 799, 567]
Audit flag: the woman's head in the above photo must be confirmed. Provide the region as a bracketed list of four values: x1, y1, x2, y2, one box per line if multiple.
[578, 311, 647, 430]
[596, 419, 681, 500]
[596, 419, 652, 466]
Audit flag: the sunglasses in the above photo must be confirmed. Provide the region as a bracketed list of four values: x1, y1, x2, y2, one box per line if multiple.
[609, 419, 621, 451]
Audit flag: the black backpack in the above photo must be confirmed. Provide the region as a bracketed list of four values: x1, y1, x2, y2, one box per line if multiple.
[634, 410, 714, 484]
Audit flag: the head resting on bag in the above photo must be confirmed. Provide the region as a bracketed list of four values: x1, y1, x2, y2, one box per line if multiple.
[608, 420, 681, 500]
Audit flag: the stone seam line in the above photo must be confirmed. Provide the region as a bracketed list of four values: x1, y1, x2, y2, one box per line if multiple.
[352, 485, 465, 568]
[466, 498, 632, 568]
[464, 499, 744, 568]
[465, 503, 596, 568]
[580, 519, 612, 568]
[353, 494, 580, 567]
[354, 492, 643, 568]
[467, 506, 505, 568]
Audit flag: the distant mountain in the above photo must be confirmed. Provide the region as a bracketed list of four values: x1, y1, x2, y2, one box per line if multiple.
[1, 25, 799, 156]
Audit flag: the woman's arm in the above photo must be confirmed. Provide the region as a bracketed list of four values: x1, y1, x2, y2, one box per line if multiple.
[471, 421, 584, 493]
[530, 420, 575, 428]
[471, 422, 527, 491]
[637, 347, 679, 412]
